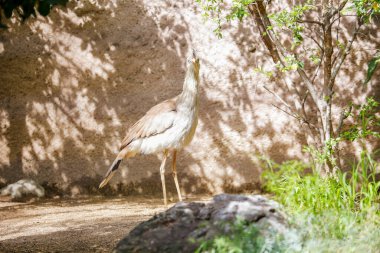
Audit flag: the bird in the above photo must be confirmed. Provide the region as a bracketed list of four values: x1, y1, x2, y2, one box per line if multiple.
[99, 50, 200, 206]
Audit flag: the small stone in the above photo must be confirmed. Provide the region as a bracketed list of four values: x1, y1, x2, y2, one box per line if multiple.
[1, 179, 45, 201]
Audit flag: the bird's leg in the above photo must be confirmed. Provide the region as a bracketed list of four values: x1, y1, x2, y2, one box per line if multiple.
[160, 150, 168, 206]
[172, 150, 183, 201]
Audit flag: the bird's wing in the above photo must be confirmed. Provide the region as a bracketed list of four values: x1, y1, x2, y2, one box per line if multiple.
[119, 97, 177, 150]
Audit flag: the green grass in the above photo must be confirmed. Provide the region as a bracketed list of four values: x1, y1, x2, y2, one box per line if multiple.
[196, 151, 380, 252]
[195, 218, 298, 253]
[262, 151, 380, 217]
[195, 219, 269, 253]
[261, 151, 380, 252]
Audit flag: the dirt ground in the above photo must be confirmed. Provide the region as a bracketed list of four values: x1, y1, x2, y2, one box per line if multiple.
[0, 195, 211, 253]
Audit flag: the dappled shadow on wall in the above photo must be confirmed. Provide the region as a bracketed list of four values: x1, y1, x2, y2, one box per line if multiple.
[0, 0, 210, 196]
[0, 0, 183, 194]
[1, 0, 377, 197]
[0, 0, 309, 196]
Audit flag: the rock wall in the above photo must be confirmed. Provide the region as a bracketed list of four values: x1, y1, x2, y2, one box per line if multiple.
[0, 0, 379, 196]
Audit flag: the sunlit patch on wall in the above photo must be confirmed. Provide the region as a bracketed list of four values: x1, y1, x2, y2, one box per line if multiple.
[31, 21, 115, 80]
[51, 69, 61, 87]
[0, 110, 10, 168]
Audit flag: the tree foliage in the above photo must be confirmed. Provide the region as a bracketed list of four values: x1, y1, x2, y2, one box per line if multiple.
[0, 0, 67, 27]
[196, 0, 380, 173]
[364, 52, 380, 84]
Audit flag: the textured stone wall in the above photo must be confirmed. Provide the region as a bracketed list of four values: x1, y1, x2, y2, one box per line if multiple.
[0, 0, 378, 196]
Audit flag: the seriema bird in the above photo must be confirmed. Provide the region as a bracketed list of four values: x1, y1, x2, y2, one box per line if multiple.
[99, 50, 200, 205]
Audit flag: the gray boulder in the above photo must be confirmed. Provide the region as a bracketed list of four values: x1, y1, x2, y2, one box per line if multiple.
[1, 179, 45, 200]
[115, 194, 300, 253]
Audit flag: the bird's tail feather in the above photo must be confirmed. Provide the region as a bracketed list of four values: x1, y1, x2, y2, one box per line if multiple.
[99, 158, 122, 189]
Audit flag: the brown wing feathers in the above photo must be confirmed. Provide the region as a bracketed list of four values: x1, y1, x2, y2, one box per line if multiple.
[119, 98, 177, 151]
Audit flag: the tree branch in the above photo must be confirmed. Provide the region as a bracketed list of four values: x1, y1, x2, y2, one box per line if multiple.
[320, 0, 335, 143]
[263, 85, 319, 132]
[335, 105, 352, 136]
[312, 51, 324, 83]
[247, 3, 281, 63]
[310, 35, 324, 52]
[296, 68, 321, 111]
[301, 91, 310, 123]
[297, 19, 324, 26]
[254, 1, 287, 57]
[330, 0, 349, 18]
[328, 21, 362, 89]
[249, 1, 322, 112]
[303, 25, 324, 52]
[263, 85, 293, 112]
[323, 9, 333, 93]
[324, 0, 350, 30]
[270, 104, 300, 121]
[327, 11, 352, 31]
[248, 2, 303, 110]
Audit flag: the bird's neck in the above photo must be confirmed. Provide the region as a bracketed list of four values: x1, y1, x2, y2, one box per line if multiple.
[177, 67, 199, 111]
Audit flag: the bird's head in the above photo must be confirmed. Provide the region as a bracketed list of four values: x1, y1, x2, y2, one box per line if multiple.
[186, 49, 200, 76]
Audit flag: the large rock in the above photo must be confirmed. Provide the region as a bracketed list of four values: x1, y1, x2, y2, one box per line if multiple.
[115, 194, 300, 253]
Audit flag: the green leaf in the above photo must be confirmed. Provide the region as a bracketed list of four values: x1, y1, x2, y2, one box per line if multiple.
[364, 54, 380, 85]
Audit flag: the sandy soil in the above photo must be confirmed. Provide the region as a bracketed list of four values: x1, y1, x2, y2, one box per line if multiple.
[0, 195, 211, 253]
